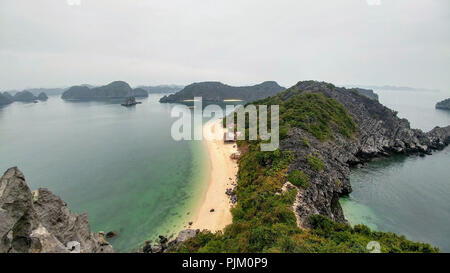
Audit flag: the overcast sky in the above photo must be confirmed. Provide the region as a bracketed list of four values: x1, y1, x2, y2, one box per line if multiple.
[0, 0, 449, 90]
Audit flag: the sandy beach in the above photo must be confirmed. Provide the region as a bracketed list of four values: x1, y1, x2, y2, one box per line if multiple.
[190, 119, 238, 232]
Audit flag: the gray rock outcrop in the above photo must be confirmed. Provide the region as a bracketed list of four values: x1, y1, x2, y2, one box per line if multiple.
[0, 167, 113, 253]
[141, 229, 200, 253]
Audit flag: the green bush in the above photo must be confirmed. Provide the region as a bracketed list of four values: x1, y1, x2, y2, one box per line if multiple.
[308, 215, 438, 253]
[256, 91, 357, 141]
[307, 154, 325, 172]
[279, 124, 290, 140]
[288, 170, 310, 189]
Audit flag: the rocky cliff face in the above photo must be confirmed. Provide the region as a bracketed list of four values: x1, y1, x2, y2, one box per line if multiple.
[278, 81, 450, 227]
[159, 81, 285, 103]
[0, 167, 113, 253]
[436, 98, 450, 110]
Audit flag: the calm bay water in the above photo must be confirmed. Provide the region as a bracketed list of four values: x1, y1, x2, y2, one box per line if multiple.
[0, 94, 209, 252]
[340, 89, 450, 252]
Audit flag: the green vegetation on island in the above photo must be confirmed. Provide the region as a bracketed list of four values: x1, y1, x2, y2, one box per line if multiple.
[287, 170, 309, 189]
[307, 154, 325, 172]
[258, 91, 357, 141]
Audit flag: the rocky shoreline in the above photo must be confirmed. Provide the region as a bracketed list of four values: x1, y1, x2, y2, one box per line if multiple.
[139, 229, 200, 253]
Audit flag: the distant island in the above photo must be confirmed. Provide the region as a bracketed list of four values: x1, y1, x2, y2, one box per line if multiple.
[2, 87, 67, 97]
[1, 82, 185, 105]
[345, 84, 438, 92]
[13, 91, 37, 102]
[436, 98, 450, 110]
[37, 92, 48, 101]
[0, 93, 12, 105]
[136, 85, 184, 94]
[0, 91, 48, 105]
[61, 81, 148, 101]
[159, 81, 285, 103]
[22, 87, 66, 97]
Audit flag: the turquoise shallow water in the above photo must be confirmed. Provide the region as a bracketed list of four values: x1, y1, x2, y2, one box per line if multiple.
[340, 89, 450, 252]
[0, 94, 209, 252]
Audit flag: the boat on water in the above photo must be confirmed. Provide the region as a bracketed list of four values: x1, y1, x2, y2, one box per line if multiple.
[121, 96, 142, 107]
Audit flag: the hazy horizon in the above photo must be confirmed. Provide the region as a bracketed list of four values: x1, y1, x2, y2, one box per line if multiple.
[1, 0, 449, 91]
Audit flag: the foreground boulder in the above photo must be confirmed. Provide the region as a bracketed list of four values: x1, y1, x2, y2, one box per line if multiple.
[0, 167, 113, 253]
[141, 229, 200, 253]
